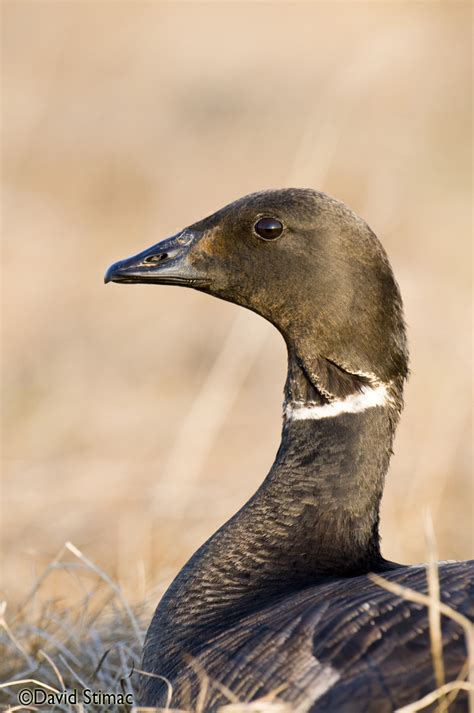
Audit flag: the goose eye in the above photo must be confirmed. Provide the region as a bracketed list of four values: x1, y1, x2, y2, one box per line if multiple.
[254, 217, 283, 241]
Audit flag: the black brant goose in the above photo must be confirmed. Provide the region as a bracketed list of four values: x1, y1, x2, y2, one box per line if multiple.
[105, 189, 473, 712]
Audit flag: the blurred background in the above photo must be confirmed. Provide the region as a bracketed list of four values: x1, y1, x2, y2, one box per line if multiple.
[2, 1, 472, 606]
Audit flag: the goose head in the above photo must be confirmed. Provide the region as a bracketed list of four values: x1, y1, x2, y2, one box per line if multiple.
[105, 189, 408, 402]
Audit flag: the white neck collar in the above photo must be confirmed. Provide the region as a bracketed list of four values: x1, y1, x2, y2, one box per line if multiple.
[285, 383, 390, 421]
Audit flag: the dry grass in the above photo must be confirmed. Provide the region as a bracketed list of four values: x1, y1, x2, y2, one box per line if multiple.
[1, 536, 472, 712]
[0, 542, 145, 711]
[0, 541, 292, 712]
[369, 572, 474, 713]
[369, 515, 474, 713]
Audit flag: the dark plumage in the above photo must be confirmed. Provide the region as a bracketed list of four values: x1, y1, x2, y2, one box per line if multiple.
[105, 189, 473, 712]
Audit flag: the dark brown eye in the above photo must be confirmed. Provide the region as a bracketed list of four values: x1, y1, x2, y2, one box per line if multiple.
[254, 217, 283, 241]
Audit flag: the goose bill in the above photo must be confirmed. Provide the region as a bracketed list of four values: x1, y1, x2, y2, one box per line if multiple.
[104, 233, 209, 288]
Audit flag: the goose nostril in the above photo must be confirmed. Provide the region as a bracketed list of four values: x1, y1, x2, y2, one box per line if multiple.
[143, 253, 169, 265]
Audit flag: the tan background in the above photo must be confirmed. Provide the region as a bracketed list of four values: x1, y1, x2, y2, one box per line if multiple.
[2, 1, 472, 605]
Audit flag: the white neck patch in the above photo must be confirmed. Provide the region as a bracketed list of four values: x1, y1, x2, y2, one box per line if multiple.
[285, 383, 390, 421]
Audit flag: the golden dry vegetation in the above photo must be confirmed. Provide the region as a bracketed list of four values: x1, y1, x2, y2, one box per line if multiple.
[1, 0, 472, 643]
